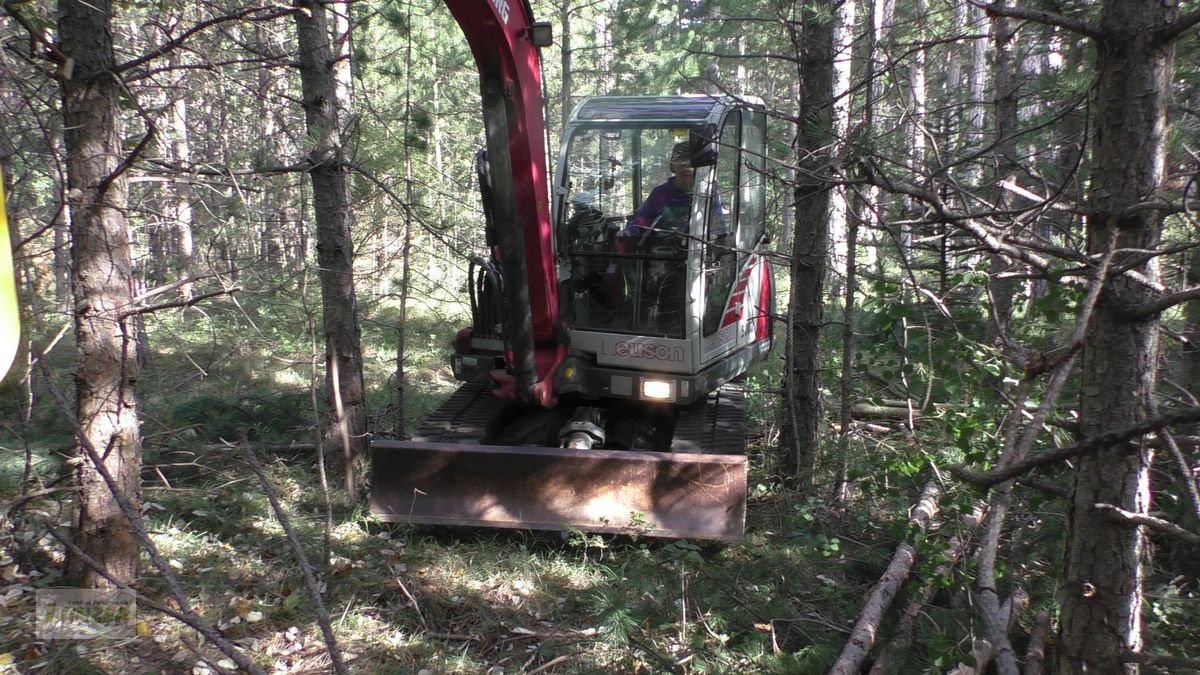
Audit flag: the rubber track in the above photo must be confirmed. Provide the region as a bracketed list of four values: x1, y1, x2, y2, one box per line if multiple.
[671, 378, 747, 455]
[412, 381, 508, 444]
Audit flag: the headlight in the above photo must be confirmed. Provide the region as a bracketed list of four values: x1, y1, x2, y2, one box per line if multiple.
[641, 379, 675, 402]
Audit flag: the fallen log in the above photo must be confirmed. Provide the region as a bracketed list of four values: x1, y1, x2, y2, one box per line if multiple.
[867, 536, 967, 675]
[828, 481, 942, 675]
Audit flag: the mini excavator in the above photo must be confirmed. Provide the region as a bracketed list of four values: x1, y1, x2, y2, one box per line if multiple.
[370, 0, 775, 540]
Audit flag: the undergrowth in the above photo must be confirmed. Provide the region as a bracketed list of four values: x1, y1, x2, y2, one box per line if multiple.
[2, 295, 1196, 673]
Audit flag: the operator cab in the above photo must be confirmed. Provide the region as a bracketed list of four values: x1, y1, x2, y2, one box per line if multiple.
[552, 96, 774, 405]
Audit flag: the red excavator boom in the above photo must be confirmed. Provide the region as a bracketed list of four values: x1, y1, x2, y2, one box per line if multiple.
[443, 0, 562, 407]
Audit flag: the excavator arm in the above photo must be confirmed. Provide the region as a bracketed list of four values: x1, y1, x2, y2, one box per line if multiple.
[444, 0, 561, 407]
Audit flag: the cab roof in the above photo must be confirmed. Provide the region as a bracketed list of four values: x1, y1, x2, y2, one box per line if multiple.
[570, 95, 760, 124]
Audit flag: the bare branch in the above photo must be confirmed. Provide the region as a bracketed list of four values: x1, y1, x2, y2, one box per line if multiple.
[238, 442, 349, 675]
[1156, 7, 1200, 45]
[977, 2, 1104, 40]
[97, 115, 155, 200]
[1160, 429, 1200, 522]
[116, 6, 297, 74]
[949, 407, 1200, 487]
[1094, 503, 1200, 546]
[120, 287, 238, 319]
[1128, 285, 1200, 319]
[1123, 651, 1200, 671]
[0, 2, 69, 67]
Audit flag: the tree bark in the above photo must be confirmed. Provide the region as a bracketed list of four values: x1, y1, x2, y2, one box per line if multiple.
[168, 49, 197, 302]
[59, 0, 143, 589]
[783, 0, 835, 487]
[986, 9, 1018, 344]
[294, 0, 368, 496]
[559, 0, 573, 129]
[1184, 246, 1200, 406]
[1058, 1, 1176, 671]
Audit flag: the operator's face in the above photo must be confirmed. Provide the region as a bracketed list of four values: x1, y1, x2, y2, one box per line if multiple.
[672, 159, 695, 191]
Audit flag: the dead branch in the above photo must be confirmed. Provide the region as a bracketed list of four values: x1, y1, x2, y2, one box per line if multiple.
[828, 482, 941, 675]
[120, 287, 237, 319]
[1123, 651, 1200, 672]
[238, 442, 349, 675]
[1024, 609, 1051, 675]
[868, 536, 968, 675]
[1160, 429, 1200, 521]
[975, 347, 1073, 675]
[1002, 589, 1030, 631]
[1022, 477, 1070, 499]
[42, 522, 262, 675]
[38, 364, 263, 674]
[849, 403, 924, 420]
[1128, 284, 1200, 319]
[977, 1, 1104, 40]
[949, 406, 1200, 487]
[1093, 503, 1200, 547]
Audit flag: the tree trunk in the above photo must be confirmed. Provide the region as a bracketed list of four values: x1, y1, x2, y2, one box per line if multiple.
[394, 7, 417, 441]
[986, 9, 1018, 344]
[827, 0, 855, 283]
[782, 0, 835, 487]
[559, 0, 573, 129]
[294, 0, 368, 497]
[169, 50, 197, 302]
[52, 131, 72, 312]
[1036, 31, 1086, 303]
[1184, 247, 1200, 406]
[59, 0, 143, 589]
[1058, 1, 1176, 671]
[837, 0, 882, 502]
[901, 0, 927, 248]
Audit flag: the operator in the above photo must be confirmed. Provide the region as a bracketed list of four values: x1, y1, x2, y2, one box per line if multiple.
[625, 141, 696, 238]
[612, 140, 699, 334]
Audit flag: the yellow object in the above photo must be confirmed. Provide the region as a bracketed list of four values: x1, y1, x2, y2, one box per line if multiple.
[0, 167, 16, 380]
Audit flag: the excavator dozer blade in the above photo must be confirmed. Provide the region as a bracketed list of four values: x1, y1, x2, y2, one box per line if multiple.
[370, 440, 747, 541]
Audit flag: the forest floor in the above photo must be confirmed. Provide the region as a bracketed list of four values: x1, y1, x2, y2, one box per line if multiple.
[0, 433, 958, 674]
[2, 302, 1195, 673]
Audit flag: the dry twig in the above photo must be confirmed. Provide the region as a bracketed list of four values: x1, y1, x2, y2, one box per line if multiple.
[238, 441, 349, 675]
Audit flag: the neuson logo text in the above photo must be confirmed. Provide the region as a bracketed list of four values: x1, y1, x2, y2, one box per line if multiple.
[607, 340, 684, 362]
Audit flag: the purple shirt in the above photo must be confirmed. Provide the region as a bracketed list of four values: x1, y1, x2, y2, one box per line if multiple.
[629, 177, 694, 235]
